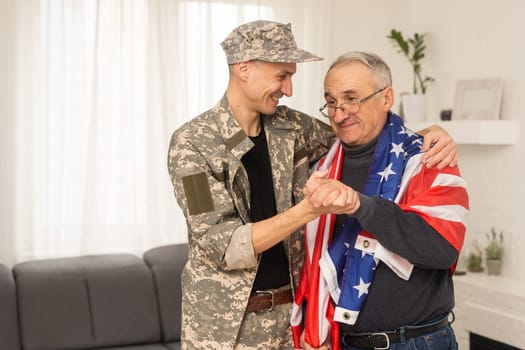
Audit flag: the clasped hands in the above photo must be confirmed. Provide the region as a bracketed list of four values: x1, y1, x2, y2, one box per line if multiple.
[303, 169, 360, 216]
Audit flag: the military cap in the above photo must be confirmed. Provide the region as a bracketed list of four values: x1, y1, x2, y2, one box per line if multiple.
[221, 20, 323, 64]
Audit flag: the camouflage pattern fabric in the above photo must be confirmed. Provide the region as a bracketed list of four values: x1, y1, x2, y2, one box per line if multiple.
[235, 295, 294, 349]
[167, 94, 333, 349]
[221, 20, 323, 64]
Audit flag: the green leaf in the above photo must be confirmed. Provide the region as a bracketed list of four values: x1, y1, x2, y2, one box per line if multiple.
[387, 28, 434, 94]
[387, 29, 409, 55]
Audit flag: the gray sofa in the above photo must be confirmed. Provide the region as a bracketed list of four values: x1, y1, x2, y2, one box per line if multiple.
[0, 243, 188, 350]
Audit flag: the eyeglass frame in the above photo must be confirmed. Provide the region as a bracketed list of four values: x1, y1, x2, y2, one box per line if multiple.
[319, 86, 389, 118]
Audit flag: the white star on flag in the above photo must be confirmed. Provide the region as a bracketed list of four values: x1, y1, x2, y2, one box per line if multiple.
[398, 125, 418, 138]
[412, 138, 423, 147]
[390, 142, 404, 158]
[377, 162, 396, 182]
[372, 257, 379, 270]
[353, 278, 371, 298]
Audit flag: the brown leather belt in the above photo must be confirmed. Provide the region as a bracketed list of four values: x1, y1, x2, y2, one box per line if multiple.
[246, 288, 293, 312]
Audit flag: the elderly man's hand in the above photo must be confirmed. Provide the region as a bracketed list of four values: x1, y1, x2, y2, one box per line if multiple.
[418, 124, 458, 169]
[304, 170, 360, 215]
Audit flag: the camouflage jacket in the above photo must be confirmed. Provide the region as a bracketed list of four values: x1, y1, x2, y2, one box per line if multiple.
[167, 95, 333, 349]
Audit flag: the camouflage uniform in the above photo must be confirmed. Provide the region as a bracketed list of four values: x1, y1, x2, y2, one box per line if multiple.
[167, 20, 331, 349]
[167, 95, 333, 349]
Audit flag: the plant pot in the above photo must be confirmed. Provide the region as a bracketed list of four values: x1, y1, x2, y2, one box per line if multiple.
[401, 93, 427, 122]
[467, 265, 484, 273]
[486, 259, 502, 275]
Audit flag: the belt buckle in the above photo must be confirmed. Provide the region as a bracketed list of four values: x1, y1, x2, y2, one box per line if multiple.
[370, 332, 390, 350]
[255, 290, 275, 312]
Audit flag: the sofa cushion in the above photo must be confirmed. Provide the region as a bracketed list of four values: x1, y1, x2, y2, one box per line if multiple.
[163, 342, 181, 350]
[14, 254, 161, 350]
[143, 243, 188, 343]
[0, 263, 20, 350]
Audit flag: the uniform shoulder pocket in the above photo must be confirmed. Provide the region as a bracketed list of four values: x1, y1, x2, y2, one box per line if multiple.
[182, 172, 214, 215]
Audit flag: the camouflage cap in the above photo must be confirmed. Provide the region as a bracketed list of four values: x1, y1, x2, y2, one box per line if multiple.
[221, 20, 323, 64]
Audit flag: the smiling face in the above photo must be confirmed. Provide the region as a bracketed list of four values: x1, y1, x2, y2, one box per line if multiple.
[324, 62, 393, 146]
[244, 60, 297, 115]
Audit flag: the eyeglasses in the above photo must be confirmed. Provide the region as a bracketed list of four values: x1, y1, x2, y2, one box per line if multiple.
[319, 86, 389, 118]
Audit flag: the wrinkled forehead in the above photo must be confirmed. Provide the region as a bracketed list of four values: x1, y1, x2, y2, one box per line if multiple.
[324, 62, 375, 98]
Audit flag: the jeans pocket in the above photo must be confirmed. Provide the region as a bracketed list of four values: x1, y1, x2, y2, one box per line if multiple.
[414, 325, 457, 350]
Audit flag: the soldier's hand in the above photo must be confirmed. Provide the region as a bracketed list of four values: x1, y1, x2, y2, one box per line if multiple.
[418, 124, 458, 169]
[304, 169, 329, 197]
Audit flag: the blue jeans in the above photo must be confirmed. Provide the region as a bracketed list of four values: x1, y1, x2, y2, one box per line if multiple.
[341, 318, 458, 350]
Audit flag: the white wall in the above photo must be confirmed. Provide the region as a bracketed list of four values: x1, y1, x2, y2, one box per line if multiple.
[328, 0, 525, 281]
[1, 1, 524, 280]
[0, 0, 16, 266]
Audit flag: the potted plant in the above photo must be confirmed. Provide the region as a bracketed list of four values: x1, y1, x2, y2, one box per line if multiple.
[387, 29, 435, 121]
[484, 227, 504, 275]
[466, 240, 484, 273]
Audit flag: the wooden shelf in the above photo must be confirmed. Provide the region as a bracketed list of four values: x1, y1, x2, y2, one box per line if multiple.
[406, 120, 518, 145]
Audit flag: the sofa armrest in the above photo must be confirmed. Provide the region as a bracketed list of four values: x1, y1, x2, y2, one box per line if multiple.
[144, 243, 188, 343]
[0, 263, 20, 350]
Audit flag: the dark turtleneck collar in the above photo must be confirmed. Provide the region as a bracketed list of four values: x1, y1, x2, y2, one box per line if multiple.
[341, 134, 380, 166]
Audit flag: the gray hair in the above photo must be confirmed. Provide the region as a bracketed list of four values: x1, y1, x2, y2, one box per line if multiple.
[328, 51, 392, 88]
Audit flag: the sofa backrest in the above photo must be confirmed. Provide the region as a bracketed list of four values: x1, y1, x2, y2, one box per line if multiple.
[143, 243, 188, 343]
[13, 254, 162, 350]
[0, 263, 21, 350]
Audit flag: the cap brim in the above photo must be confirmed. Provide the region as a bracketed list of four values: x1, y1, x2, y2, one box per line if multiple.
[262, 48, 323, 63]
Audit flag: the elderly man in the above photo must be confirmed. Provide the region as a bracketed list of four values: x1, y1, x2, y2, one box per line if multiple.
[295, 52, 468, 350]
[168, 21, 459, 349]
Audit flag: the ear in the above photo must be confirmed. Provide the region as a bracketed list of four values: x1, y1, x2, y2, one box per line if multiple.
[382, 86, 395, 112]
[234, 61, 251, 82]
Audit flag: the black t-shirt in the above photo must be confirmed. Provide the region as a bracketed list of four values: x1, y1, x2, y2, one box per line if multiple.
[241, 125, 290, 291]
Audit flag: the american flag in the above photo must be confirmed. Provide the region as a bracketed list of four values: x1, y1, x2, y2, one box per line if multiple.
[291, 112, 468, 349]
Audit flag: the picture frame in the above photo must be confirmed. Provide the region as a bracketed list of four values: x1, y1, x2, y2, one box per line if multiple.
[452, 78, 503, 120]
